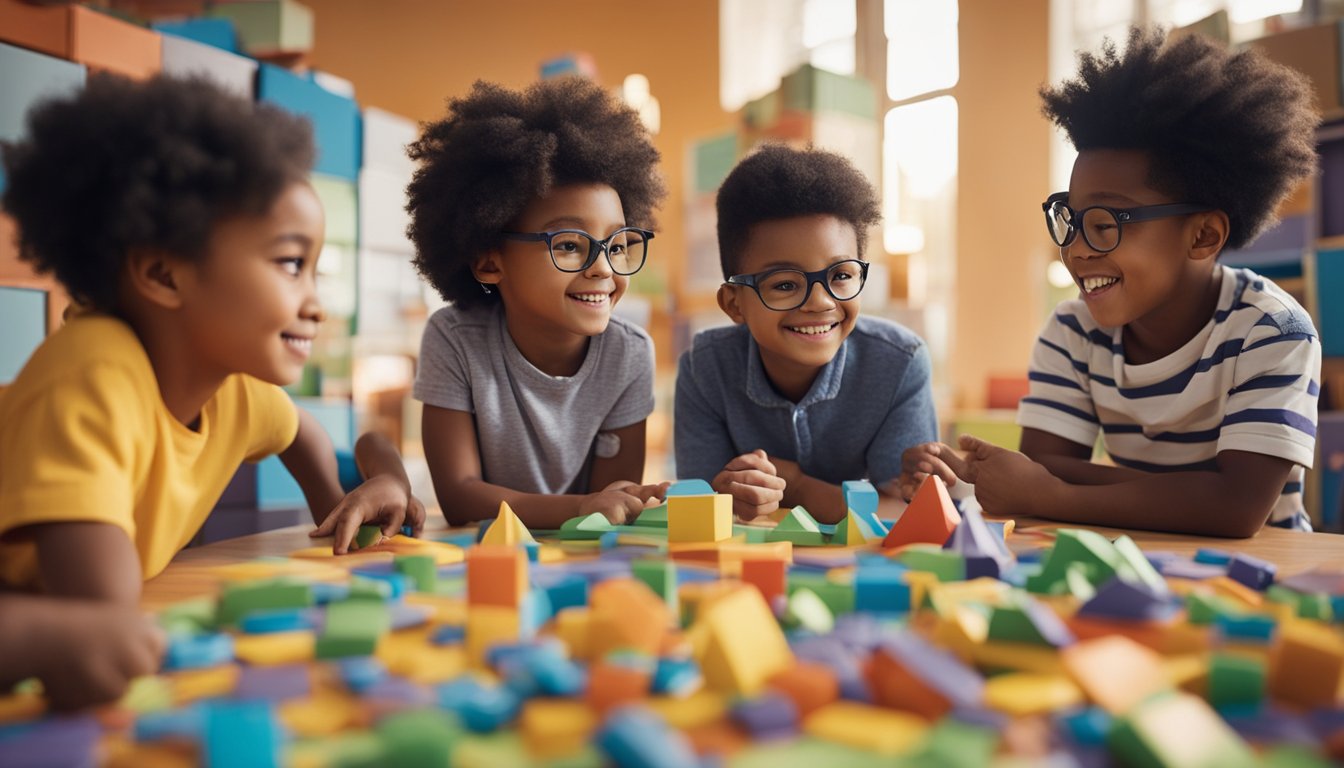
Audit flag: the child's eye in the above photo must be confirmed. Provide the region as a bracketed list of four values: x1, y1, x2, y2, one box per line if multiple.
[277, 257, 304, 276]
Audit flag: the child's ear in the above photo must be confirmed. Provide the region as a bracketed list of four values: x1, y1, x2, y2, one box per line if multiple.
[472, 251, 503, 290]
[1189, 210, 1230, 261]
[717, 284, 746, 324]
[125, 248, 185, 310]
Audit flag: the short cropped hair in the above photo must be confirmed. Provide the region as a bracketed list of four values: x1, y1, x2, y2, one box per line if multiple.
[1, 73, 315, 312]
[1041, 27, 1319, 250]
[716, 143, 882, 279]
[406, 77, 666, 310]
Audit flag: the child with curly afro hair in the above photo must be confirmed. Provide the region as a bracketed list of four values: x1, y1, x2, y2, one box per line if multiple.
[902, 27, 1322, 536]
[0, 74, 423, 710]
[407, 77, 669, 528]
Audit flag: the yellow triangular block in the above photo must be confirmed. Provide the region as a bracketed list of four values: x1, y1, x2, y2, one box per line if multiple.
[481, 501, 536, 546]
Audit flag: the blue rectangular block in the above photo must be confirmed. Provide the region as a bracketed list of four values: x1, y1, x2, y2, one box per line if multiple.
[204, 700, 283, 768]
[0, 286, 46, 385]
[1316, 248, 1344, 357]
[153, 18, 239, 53]
[258, 63, 361, 180]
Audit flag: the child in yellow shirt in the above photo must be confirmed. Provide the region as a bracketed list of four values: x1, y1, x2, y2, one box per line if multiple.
[0, 74, 421, 708]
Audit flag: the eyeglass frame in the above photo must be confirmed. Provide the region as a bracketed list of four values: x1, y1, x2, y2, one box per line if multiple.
[501, 227, 655, 275]
[723, 259, 870, 312]
[1041, 191, 1213, 254]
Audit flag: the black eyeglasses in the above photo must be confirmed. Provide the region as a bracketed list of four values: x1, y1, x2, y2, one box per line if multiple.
[1042, 192, 1212, 254]
[502, 227, 653, 276]
[724, 259, 869, 311]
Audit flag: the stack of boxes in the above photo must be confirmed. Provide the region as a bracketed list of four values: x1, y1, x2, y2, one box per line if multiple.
[1247, 21, 1344, 529]
[0, 0, 425, 540]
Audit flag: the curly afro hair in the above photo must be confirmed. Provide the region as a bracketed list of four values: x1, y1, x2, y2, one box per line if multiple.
[1, 72, 315, 312]
[716, 143, 881, 279]
[406, 77, 666, 310]
[1041, 27, 1319, 251]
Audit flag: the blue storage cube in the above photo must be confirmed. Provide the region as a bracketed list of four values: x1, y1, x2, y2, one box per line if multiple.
[0, 43, 86, 193]
[255, 397, 354, 509]
[153, 18, 239, 53]
[258, 64, 361, 180]
[0, 286, 46, 384]
[1316, 248, 1344, 357]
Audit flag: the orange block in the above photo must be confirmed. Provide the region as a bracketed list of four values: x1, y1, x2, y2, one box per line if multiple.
[0, 1, 161, 78]
[1267, 620, 1344, 710]
[1065, 614, 1210, 656]
[587, 578, 671, 659]
[466, 545, 527, 608]
[767, 661, 839, 717]
[741, 558, 788, 605]
[1060, 635, 1169, 715]
[867, 649, 956, 719]
[586, 660, 652, 715]
[882, 475, 959, 549]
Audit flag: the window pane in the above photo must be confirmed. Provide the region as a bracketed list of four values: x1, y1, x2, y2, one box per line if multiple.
[884, 96, 958, 200]
[885, 0, 959, 101]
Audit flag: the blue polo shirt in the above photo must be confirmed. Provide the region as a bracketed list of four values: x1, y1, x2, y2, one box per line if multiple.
[673, 316, 938, 487]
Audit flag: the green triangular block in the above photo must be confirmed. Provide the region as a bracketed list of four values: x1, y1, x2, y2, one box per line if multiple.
[557, 512, 614, 540]
[630, 503, 669, 528]
[775, 505, 820, 532]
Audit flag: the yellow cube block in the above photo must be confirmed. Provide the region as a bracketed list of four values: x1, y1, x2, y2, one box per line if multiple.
[984, 672, 1084, 716]
[668, 494, 732, 543]
[804, 702, 929, 755]
[465, 605, 521, 667]
[520, 699, 597, 759]
[694, 585, 793, 695]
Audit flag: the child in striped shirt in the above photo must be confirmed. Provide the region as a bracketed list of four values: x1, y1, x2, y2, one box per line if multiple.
[901, 27, 1321, 536]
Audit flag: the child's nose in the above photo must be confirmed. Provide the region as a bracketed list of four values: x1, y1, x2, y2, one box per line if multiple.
[801, 280, 836, 310]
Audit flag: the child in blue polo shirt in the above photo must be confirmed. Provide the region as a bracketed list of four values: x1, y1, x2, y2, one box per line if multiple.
[675, 145, 938, 524]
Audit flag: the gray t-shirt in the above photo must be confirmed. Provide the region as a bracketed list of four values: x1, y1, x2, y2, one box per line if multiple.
[674, 316, 937, 487]
[414, 304, 655, 495]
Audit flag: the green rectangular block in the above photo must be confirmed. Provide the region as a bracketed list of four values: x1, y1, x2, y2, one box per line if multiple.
[394, 555, 437, 592]
[218, 580, 313, 626]
[780, 64, 877, 120]
[787, 573, 854, 615]
[898, 549, 966, 582]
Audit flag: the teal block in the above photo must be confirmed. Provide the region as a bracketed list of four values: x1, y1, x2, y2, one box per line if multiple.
[1316, 249, 1344, 356]
[204, 700, 284, 768]
[257, 64, 360, 180]
[153, 18, 239, 53]
[0, 287, 46, 385]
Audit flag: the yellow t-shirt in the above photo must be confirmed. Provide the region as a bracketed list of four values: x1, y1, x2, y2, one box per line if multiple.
[0, 314, 299, 587]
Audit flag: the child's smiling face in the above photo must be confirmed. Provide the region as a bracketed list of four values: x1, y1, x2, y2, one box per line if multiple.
[1062, 149, 1223, 355]
[479, 183, 631, 352]
[718, 214, 863, 401]
[175, 180, 326, 386]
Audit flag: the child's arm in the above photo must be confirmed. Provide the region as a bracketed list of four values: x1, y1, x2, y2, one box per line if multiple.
[280, 411, 422, 554]
[32, 521, 143, 604]
[1019, 428, 1147, 485]
[0, 593, 163, 711]
[959, 435, 1292, 537]
[423, 405, 665, 528]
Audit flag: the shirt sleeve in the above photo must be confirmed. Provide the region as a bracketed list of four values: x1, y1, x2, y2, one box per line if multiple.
[1218, 323, 1321, 468]
[0, 363, 145, 540]
[1017, 312, 1101, 449]
[673, 347, 738, 483]
[413, 314, 474, 412]
[865, 341, 939, 485]
[241, 377, 301, 462]
[600, 326, 656, 431]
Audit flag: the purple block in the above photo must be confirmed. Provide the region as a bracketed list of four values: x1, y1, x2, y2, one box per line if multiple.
[351, 561, 397, 577]
[1158, 558, 1226, 580]
[952, 706, 1010, 731]
[1307, 706, 1344, 741]
[946, 508, 1006, 561]
[234, 664, 310, 702]
[0, 715, 100, 768]
[730, 694, 798, 739]
[1022, 597, 1077, 647]
[879, 631, 984, 708]
[1227, 553, 1277, 591]
[561, 559, 631, 584]
[1221, 704, 1317, 745]
[1076, 578, 1178, 622]
[1280, 568, 1344, 595]
[831, 613, 887, 652]
[362, 676, 434, 707]
[388, 603, 433, 631]
[964, 556, 1001, 580]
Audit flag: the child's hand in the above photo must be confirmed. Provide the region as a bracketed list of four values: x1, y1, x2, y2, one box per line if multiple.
[711, 449, 786, 521]
[37, 602, 165, 711]
[580, 480, 669, 525]
[898, 441, 968, 500]
[310, 473, 427, 554]
[957, 434, 1057, 516]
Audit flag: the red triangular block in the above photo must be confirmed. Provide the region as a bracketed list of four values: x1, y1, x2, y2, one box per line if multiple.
[882, 475, 959, 549]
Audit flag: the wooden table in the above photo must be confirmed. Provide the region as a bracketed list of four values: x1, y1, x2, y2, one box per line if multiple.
[141, 519, 1344, 610]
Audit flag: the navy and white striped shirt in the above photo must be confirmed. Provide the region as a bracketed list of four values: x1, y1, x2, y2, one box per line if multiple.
[1018, 266, 1321, 530]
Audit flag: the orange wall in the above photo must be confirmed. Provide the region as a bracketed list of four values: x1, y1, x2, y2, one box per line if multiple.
[303, 0, 734, 365]
[953, 0, 1053, 410]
